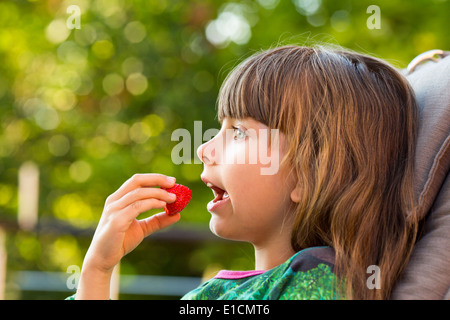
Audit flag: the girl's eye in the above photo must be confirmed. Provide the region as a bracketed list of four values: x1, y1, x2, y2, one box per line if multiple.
[232, 126, 246, 140]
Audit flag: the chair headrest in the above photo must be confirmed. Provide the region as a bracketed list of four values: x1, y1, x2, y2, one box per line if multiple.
[391, 52, 450, 299]
[406, 53, 450, 219]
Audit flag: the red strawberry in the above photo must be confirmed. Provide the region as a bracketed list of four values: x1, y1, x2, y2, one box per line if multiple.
[163, 184, 192, 216]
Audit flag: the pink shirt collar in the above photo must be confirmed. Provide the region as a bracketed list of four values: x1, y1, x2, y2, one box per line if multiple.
[214, 270, 265, 280]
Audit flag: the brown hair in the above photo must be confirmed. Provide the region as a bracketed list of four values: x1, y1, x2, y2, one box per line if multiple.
[217, 45, 419, 299]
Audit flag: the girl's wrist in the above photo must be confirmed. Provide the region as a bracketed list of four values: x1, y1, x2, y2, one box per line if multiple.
[75, 264, 114, 300]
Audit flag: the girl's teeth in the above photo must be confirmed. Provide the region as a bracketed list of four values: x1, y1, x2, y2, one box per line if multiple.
[205, 181, 228, 201]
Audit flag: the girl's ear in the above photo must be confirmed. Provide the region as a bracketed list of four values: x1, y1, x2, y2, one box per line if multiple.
[290, 184, 301, 203]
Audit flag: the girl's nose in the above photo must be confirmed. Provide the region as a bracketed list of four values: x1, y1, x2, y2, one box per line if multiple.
[197, 139, 216, 166]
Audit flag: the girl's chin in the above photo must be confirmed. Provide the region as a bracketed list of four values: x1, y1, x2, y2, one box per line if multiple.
[208, 216, 250, 243]
[209, 217, 226, 239]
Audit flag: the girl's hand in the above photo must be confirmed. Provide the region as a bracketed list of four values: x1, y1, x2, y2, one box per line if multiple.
[76, 174, 179, 299]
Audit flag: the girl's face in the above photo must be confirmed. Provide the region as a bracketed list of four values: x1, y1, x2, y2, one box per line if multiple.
[197, 117, 297, 248]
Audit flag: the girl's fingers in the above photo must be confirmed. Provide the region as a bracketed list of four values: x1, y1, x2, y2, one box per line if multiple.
[118, 198, 168, 221]
[111, 187, 176, 211]
[137, 212, 181, 238]
[107, 174, 176, 204]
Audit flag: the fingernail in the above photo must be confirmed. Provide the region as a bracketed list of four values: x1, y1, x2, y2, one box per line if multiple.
[167, 176, 176, 183]
[169, 193, 176, 200]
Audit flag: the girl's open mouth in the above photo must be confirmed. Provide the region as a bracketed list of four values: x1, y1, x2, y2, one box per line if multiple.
[207, 182, 230, 203]
[201, 176, 231, 212]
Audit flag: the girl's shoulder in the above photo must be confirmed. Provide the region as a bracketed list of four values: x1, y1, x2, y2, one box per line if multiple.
[290, 246, 336, 273]
[275, 246, 340, 299]
[182, 246, 341, 300]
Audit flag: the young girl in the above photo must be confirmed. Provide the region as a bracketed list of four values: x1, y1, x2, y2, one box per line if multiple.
[73, 45, 419, 300]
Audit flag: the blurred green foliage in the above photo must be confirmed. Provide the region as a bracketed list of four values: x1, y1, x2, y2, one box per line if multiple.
[0, 0, 449, 299]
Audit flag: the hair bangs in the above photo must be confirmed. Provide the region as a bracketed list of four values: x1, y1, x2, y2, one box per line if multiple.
[217, 54, 272, 127]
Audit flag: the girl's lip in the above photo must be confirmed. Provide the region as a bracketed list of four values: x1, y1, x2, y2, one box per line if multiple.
[207, 195, 230, 212]
[207, 182, 229, 202]
[201, 175, 228, 203]
[201, 175, 225, 191]
[201, 174, 230, 211]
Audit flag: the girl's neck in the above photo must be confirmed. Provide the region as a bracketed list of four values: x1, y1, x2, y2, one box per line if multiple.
[253, 242, 295, 270]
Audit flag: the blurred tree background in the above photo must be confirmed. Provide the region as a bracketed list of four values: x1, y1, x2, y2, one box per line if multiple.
[0, 0, 448, 299]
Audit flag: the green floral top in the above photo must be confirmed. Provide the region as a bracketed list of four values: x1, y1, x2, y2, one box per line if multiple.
[66, 246, 342, 300]
[181, 246, 343, 300]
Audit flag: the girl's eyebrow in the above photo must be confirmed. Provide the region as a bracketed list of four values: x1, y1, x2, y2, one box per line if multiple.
[230, 118, 248, 127]
[221, 117, 254, 130]
[220, 118, 245, 128]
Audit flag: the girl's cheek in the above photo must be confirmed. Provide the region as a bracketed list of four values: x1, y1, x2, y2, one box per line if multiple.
[226, 139, 258, 166]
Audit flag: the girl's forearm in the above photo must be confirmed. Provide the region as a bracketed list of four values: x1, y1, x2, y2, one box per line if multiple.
[75, 265, 113, 300]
